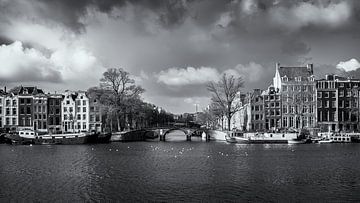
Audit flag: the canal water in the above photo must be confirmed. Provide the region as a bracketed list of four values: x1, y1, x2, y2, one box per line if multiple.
[1, 130, 360, 202]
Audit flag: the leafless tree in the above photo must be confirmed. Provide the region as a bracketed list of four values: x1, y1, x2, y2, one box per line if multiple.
[207, 73, 244, 131]
[98, 68, 144, 131]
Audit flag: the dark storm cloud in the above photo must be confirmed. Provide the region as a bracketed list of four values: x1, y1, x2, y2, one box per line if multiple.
[0, 36, 12, 45]
[33, 0, 191, 32]
[281, 37, 311, 56]
[0, 66, 62, 83]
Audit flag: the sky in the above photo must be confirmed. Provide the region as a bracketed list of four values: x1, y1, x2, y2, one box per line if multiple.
[0, 0, 360, 114]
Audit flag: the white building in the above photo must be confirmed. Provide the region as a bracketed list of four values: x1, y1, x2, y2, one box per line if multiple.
[3, 93, 18, 129]
[0, 90, 5, 129]
[62, 90, 77, 132]
[75, 91, 89, 132]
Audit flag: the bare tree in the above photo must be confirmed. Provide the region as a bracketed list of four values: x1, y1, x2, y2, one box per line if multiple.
[207, 73, 244, 131]
[99, 68, 144, 131]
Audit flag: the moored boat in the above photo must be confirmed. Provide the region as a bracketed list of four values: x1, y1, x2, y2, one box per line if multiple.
[5, 130, 90, 145]
[225, 135, 237, 143]
[288, 139, 307, 144]
[86, 132, 112, 143]
[318, 139, 333, 144]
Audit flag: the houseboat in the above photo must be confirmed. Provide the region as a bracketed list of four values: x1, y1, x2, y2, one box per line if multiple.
[318, 132, 354, 143]
[233, 132, 298, 144]
[5, 130, 91, 145]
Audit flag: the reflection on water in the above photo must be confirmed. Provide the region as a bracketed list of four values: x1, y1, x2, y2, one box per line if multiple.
[1, 141, 360, 202]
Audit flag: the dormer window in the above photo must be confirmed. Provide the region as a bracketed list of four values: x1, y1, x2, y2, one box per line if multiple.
[282, 76, 288, 82]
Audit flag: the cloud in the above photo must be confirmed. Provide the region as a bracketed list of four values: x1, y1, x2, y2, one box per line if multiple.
[336, 58, 360, 72]
[281, 37, 311, 56]
[270, 1, 351, 30]
[0, 41, 62, 83]
[0, 40, 105, 90]
[157, 67, 220, 86]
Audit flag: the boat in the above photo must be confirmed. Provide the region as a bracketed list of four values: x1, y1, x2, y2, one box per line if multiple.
[110, 131, 128, 142]
[288, 133, 308, 144]
[288, 139, 307, 144]
[225, 135, 237, 143]
[206, 130, 227, 141]
[243, 132, 297, 144]
[86, 131, 112, 143]
[318, 139, 333, 144]
[5, 130, 90, 145]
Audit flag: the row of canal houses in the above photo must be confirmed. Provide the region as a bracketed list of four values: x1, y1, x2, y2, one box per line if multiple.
[229, 63, 360, 135]
[0, 86, 102, 134]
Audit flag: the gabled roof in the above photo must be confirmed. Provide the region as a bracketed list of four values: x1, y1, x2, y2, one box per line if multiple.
[10, 86, 44, 95]
[278, 66, 313, 79]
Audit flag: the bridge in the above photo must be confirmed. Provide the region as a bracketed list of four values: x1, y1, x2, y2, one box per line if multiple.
[118, 127, 210, 141]
[154, 127, 210, 141]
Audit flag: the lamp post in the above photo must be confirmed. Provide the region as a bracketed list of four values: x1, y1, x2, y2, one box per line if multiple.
[157, 107, 161, 127]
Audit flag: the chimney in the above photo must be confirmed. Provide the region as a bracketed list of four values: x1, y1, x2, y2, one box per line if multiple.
[4, 86, 6, 93]
[307, 64, 313, 74]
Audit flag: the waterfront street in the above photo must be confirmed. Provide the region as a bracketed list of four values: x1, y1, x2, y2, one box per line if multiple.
[1, 132, 360, 202]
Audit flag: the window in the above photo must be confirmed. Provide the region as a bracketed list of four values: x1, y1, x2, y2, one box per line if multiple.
[346, 90, 351, 97]
[317, 92, 322, 98]
[331, 101, 336, 108]
[27, 98, 31, 104]
[0, 106, 2, 114]
[83, 122, 86, 129]
[12, 108, 16, 115]
[77, 107, 81, 112]
[83, 100, 86, 105]
[77, 114, 81, 120]
[339, 90, 344, 97]
[76, 100, 81, 106]
[69, 107, 73, 112]
[324, 92, 329, 98]
[12, 100, 17, 106]
[345, 101, 350, 108]
[83, 107, 86, 112]
[66, 100, 70, 105]
[6, 118, 10, 125]
[27, 107, 31, 114]
[64, 107, 67, 112]
[318, 101, 322, 108]
[6, 108, 10, 115]
[83, 114, 86, 120]
[20, 98, 25, 104]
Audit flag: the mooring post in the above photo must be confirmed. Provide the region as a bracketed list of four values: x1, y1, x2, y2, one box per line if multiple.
[186, 129, 191, 141]
[159, 129, 165, 141]
[206, 131, 210, 141]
